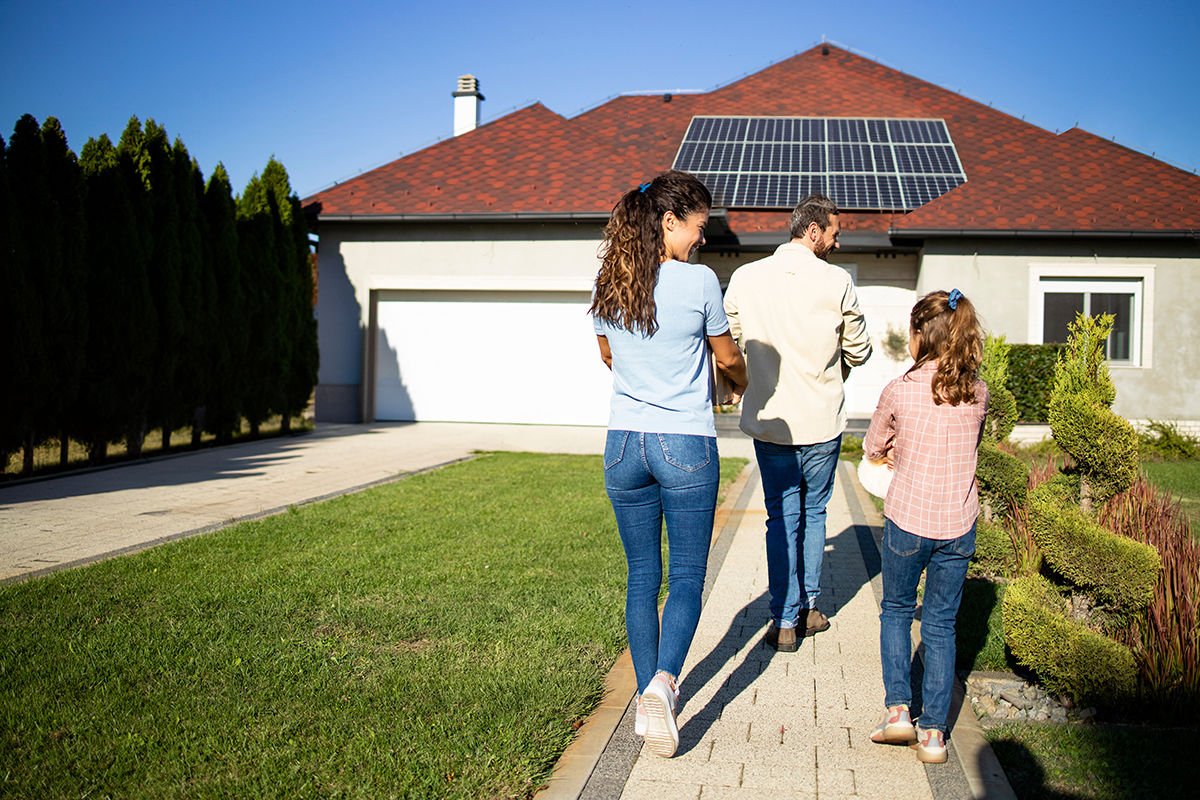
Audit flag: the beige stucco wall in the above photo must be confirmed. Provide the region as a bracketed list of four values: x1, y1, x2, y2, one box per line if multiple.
[915, 238, 1200, 421]
[325, 220, 607, 322]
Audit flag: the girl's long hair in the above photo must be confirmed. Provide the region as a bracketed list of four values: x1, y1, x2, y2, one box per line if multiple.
[906, 290, 984, 405]
[590, 170, 711, 335]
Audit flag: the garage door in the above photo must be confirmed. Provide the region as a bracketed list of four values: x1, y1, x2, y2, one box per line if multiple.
[373, 290, 613, 425]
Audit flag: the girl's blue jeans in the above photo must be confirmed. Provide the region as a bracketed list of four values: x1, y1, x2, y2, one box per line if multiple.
[604, 430, 718, 694]
[879, 517, 976, 733]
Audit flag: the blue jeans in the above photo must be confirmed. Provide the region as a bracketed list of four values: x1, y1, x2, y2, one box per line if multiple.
[604, 430, 719, 694]
[879, 518, 976, 733]
[753, 436, 841, 627]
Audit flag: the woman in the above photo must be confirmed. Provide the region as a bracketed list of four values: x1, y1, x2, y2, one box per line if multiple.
[591, 170, 747, 758]
[863, 289, 987, 764]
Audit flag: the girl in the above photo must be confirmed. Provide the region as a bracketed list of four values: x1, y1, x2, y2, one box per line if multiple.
[862, 288, 987, 764]
[590, 170, 747, 758]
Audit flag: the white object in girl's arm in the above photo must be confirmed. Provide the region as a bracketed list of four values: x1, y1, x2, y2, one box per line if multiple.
[858, 457, 893, 499]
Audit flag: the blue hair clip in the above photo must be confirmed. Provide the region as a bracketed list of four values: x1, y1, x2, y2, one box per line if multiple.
[638, 182, 652, 193]
[948, 288, 963, 310]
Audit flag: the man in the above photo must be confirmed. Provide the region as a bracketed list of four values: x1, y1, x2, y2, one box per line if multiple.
[724, 194, 872, 652]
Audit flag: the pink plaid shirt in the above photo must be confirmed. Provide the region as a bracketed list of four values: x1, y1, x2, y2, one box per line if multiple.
[863, 361, 988, 540]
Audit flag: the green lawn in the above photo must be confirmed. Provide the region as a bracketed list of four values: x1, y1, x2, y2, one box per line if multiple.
[1141, 459, 1200, 534]
[0, 452, 746, 799]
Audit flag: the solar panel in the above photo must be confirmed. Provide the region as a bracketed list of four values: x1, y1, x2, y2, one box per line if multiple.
[672, 116, 967, 210]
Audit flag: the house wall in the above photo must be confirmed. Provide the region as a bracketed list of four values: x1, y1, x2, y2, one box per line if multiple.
[315, 220, 608, 423]
[916, 237, 1200, 421]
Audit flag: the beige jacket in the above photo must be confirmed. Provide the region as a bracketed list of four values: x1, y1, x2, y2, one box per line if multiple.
[724, 242, 872, 445]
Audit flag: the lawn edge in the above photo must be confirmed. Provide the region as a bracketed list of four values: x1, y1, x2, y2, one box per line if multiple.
[1, 454, 477, 586]
[535, 460, 756, 800]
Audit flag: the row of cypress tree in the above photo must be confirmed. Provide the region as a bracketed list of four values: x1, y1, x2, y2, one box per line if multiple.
[1, 114, 319, 475]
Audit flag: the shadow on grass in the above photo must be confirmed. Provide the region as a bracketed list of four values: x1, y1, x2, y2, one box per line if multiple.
[988, 738, 1086, 800]
[988, 723, 1200, 800]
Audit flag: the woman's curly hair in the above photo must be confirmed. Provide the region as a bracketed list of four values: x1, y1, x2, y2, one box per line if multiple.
[590, 170, 711, 336]
[907, 290, 984, 405]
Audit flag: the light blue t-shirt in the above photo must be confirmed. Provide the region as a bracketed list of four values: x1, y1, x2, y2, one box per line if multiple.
[592, 260, 729, 437]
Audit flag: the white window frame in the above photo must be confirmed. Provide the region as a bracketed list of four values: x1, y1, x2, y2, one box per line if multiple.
[1027, 264, 1154, 369]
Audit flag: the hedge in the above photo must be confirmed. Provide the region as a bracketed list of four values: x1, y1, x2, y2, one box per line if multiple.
[1007, 343, 1066, 422]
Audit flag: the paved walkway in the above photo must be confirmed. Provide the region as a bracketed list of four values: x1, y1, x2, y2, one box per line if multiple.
[557, 460, 1013, 800]
[0, 421, 1010, 799]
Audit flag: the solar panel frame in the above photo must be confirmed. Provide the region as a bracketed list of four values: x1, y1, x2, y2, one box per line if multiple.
[672, 116, 967, 211]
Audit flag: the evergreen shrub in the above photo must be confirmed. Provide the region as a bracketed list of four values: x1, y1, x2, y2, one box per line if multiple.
[1139, 421, 1199, 462]
[1029, 480, 1160, 613]
[978, 446, 1029, 514]
[977, 335, 1028, 518]
[971, 518, 1015, 578]
[1003, 574, 1139, 704]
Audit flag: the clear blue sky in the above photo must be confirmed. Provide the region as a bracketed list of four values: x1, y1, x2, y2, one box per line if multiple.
[3, 0, 1197, 201]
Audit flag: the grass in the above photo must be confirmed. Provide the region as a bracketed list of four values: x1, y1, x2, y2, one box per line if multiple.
[956, 578, 1021, 673]
[0, 452, 747, 798]
[1141, 459, 1200, 534]
[2, 413, 314, 481]
[985, 722, 1200, 799]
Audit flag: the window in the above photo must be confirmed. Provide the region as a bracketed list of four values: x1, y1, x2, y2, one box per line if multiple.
[1028, 265, 1154, 368]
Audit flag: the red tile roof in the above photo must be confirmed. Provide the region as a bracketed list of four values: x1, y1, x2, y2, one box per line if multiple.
[893, 128, 1200, 232]
[304, 45, 1200, 235]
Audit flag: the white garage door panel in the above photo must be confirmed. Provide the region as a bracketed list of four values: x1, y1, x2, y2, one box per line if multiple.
[375, 295, 612, 425]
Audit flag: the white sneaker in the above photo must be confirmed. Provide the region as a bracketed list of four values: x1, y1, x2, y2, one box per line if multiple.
[641, 673, 679, 757]
[635, 680, 679, 737]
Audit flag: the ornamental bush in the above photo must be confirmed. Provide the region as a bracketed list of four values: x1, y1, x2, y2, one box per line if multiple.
[1139, 421, 1200, 461]
[1003, 574, 1139, 704]
[1002, 313, 1160, 707]
[1047, 315, 1139, 509]
[1029, 477, 1160, 615]
[976, 335, 1028, 519]
[970, 517, 1016, 578]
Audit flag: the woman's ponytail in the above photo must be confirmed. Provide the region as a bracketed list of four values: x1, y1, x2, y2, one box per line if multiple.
[591, 171, 712, 335]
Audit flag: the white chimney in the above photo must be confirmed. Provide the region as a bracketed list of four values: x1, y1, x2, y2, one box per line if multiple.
[452, 74, 484, 137]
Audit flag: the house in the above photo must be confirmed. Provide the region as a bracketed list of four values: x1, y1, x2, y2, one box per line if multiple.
[303, 44, 1200, 432]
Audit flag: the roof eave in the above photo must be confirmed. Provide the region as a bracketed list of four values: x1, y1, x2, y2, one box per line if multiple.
[312, 211, 614, 223]
[888, 227, 1200, 239]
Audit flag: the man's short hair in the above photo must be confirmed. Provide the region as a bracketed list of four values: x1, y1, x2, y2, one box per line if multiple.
[789, 194, 839, 239]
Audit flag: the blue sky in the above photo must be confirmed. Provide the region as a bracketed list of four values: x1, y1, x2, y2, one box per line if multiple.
[2, 0, 1197, 200]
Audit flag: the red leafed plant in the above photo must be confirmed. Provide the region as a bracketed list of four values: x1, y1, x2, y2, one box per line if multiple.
[1099, 476, 1200, 716]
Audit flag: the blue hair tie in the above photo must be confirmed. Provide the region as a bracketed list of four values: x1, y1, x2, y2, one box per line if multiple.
[638, 182, 652, 193]
[948, 288, 963, 310]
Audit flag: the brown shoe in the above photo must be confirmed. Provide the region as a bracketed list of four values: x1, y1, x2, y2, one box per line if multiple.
[764, 621, 799, 652]
[802, 608, 831, 636]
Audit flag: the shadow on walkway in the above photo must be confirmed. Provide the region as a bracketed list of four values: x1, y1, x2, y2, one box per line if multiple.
[675, 591, 770, 755]
[0, 423, 418, 503]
